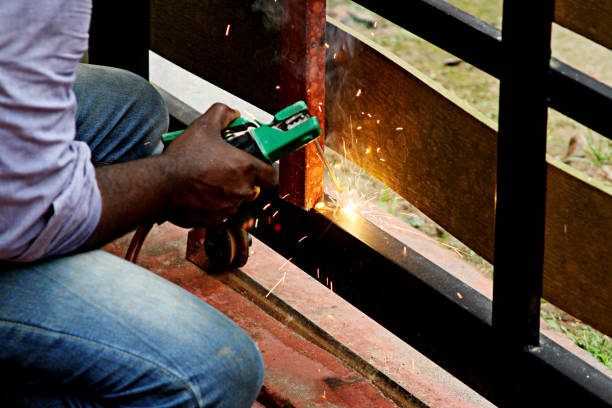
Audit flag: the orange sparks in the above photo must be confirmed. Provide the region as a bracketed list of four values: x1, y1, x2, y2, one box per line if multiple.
[225, 24, 231, 36]
[272, 210, 279, 218]
[356, 126, 362, 130]
[263, 203, 272, 210]
[376, 147, 381, 153]
[144, 141, 151, 145]
[281, 193, 291, 199]
[317, 268, 320, 278]
[457, 292, 463, 299]
[333, 52, 337, 59]
[403, 246, 407, 256]
[324, 42, 330, 48]
[275, 85, 281, 90]
[356, 88, 362, 97]
[365, 146, 372, 154]
[298, 235, 308, 243]
[330, 281, 333, 292]
[314, 201, 326, 211]
[396, 127, 404, 131]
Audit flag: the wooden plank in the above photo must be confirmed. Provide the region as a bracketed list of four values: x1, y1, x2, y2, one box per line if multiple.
[554, 0, 612, 51]
[325, 18, 612, 337]
[150, 0, 281, 114]
[543, 159, 612, 338]
[325, 18, 498, 262]
[278, 0, 326, 209]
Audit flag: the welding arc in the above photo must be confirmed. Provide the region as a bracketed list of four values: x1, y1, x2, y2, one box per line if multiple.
[125, 223, 153, 263]
[314, 140, 343, 194]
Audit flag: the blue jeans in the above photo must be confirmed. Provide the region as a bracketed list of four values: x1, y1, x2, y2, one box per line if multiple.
[0, 64, 265, 407]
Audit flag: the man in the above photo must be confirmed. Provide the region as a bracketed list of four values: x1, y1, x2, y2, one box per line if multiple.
[0, 1, 277, 406]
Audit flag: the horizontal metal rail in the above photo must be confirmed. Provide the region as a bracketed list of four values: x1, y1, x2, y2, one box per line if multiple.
[355, 0, 612, 139]
[241, 188, 612, 407]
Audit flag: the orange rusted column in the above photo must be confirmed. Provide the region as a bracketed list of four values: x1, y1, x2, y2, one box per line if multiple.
[279, 0, 326, 209]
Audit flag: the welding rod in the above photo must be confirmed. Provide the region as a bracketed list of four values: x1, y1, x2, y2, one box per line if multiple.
[313, 139, 344, 194]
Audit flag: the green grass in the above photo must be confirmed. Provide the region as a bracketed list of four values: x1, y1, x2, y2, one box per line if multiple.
[542, 311, 612, 370]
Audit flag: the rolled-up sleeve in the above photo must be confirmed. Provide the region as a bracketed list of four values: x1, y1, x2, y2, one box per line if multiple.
[0, 0, 101, 262]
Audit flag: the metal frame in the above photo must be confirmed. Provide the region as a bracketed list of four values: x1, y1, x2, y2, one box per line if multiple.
[89, 0, 612, 406]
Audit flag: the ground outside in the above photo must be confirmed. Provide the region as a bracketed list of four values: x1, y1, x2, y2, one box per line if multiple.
[101, 195, 610, 408]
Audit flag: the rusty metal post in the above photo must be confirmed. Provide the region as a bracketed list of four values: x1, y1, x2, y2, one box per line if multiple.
[279, 0, 326, 209]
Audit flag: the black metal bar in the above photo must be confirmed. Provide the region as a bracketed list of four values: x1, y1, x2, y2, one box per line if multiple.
[549, 58, 612, 139]
[242, 190, 612, 407]
[492, 2, 554, 348]
[89, 0, 150, 79]
[354, 0, 502, 77]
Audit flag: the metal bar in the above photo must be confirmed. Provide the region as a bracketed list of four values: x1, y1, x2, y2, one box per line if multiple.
[89, 0, 150, 79]
[237, 190, 612, 407]
[278, 0, 326, 209]
[354, 0, 502, 77]
[549, 58, 612, 139]
[492, 2, 554, 348]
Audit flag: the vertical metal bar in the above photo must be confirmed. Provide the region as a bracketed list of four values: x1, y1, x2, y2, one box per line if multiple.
[89, 0, 150, 79]
[492, 1, 554, 348]
[279, 0, 326, 209]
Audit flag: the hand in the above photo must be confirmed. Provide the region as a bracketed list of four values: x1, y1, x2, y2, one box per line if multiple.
[162, 103, 278, 228]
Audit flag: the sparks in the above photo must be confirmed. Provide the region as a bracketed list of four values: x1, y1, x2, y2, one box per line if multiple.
[281, 193, 291, 199]
[330, 281, 333, 292]
[314, 201, 326, 211]
[456, 291, 463, 299]
[298, 235, 308, 243]
[272, 210, 279, 218]
[396, 127, 404, 131]
[275, 85, 281, 90]
[356, 126, 362, 130]
[263, 203, 272, 210]
[356, 88, 362, 97]
[365, 146, 372, 154]
[317, 268, 320, 278]
[402, 246, 407, 256]
[265, 271, 286, 298]
[225, 24, 231, 36]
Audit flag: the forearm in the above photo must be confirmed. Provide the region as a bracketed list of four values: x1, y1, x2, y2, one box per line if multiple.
[78, 155, 176, 252]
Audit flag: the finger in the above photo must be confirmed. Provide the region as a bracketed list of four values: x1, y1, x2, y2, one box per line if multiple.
[254, 161, 279, 189]
[200, 103, 240, 133]
[245, 185, 260, 202]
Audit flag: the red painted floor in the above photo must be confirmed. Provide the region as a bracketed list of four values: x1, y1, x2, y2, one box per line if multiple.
[104, 224, 402, 408]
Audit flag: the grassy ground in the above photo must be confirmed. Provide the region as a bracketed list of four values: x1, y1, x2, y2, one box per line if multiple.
[326, 0, 612, 370]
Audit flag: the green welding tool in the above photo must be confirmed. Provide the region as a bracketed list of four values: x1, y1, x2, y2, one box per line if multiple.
[161, 101, 321, 163]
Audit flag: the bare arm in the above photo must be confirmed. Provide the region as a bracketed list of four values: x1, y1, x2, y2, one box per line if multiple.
[78, 103, 278, 251]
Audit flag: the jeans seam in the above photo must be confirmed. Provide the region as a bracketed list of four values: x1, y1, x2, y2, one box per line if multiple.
[0, 318, 201, 407]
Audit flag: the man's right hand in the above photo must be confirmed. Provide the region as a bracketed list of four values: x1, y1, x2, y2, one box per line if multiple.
[161, 103, 278, 227]
[78, 103, 278, 253]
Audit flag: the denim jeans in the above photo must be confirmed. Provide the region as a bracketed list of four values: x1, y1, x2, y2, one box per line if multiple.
[0, 64, 265, 407]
